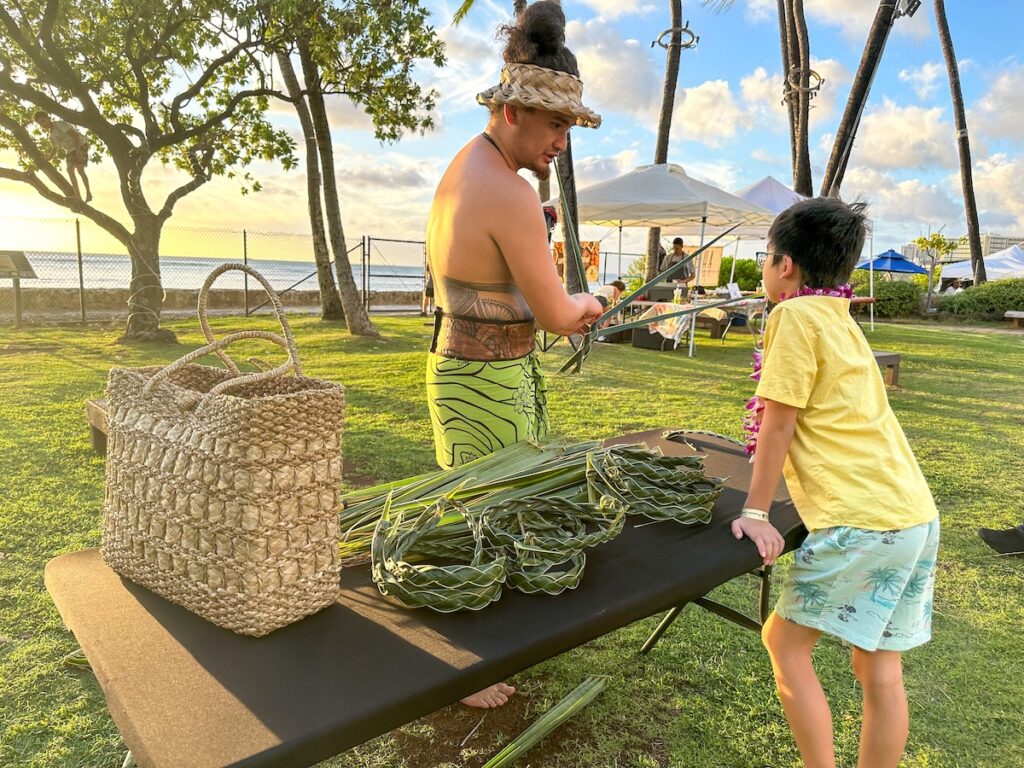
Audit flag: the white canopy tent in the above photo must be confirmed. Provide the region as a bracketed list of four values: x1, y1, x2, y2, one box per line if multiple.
[941, 244, 1024, 281]
[546, 163, 775, 356]
[546, 162, 775, 286]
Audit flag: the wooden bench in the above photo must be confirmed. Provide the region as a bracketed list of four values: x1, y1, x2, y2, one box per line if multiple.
[1005, 311, 1024, 329]
[85, 399, 108, 455]
[872, 351, 900, 387]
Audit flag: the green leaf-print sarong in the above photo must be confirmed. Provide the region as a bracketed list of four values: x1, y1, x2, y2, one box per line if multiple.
[426, 351, 549, 469]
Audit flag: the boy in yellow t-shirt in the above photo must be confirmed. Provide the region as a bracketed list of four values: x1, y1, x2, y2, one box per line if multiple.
[733, 197, 939, 768]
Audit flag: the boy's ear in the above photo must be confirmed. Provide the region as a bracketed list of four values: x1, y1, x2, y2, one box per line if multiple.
[778, 254, 798, 280]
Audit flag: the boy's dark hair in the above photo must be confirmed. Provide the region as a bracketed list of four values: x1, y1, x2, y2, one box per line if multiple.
[671, 237, 684, 246]
[500, 1, 578, 76]
[768, 197, 869, 288]
[610, 280, 626, 291]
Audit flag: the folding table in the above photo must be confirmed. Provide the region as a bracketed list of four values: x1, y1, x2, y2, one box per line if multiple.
[45, 430, 806, 768]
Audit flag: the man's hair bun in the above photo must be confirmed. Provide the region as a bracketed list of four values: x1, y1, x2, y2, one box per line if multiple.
[500, 1, 579, 76]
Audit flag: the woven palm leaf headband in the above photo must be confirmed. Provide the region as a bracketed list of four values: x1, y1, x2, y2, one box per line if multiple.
[477, 62, 602, 129]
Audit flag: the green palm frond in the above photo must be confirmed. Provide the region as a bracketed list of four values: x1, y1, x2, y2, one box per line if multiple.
[452, 0, 476, 25]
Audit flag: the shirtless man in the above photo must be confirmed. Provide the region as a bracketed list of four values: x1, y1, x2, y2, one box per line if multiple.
[424, 1, 603, 708]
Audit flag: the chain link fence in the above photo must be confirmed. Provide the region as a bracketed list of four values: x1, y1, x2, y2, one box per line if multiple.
[0, 216, 427, 326]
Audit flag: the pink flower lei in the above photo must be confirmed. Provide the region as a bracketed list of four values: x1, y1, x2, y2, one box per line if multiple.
[742, 284, 853, 458]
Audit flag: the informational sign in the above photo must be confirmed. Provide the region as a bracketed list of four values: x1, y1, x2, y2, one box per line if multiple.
[0, 250, 38, 279]
[727, 282, 743, 299]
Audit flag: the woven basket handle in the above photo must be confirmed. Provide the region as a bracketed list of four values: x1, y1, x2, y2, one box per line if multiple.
[141, 330, 295, 407]
[197, 263, 302, 377]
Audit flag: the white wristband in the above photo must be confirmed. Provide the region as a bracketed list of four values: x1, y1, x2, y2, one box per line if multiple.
[740, 507, 769, 521]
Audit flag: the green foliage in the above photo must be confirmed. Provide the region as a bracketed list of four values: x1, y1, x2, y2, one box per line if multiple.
[910, 263, 940, 290]
[294, 0, 446, 143]
[867, 280, 923, 317]
[718, 257, 761, 291]
[0, 0, 298, 199]
[942, 278, 1024, 319]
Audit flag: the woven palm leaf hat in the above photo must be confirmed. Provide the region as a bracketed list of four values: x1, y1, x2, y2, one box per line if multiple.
[477, 63, 602, 129]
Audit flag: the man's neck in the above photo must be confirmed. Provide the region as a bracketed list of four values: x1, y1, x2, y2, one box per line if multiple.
[480, 125, 517, 172]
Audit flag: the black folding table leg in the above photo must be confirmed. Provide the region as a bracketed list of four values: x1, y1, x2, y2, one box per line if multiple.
[758, 565, 773, 624]
[639, 604, 686, 655]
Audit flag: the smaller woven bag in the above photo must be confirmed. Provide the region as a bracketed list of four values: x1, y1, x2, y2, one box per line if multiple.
[101, 264, 345, 636]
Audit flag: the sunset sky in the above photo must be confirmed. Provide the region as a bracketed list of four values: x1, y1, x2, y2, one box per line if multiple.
[0, 0, 1020, 267]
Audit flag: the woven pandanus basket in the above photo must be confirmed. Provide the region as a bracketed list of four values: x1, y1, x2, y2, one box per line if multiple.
[101, 264, 345, 636]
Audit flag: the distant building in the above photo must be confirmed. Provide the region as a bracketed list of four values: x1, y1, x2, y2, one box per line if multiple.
[902, 233, 1024, 265]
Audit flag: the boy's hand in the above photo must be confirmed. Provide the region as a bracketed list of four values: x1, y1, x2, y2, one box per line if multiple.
[731, 517, 785, 565]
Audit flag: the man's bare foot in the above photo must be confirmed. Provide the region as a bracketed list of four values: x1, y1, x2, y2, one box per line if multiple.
[460, 682, 515, 708]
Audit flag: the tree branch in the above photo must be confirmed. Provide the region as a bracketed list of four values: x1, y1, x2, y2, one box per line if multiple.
[0, 165, 130, 242]
[0, 110, 79, 196]
[155, 87, 286, 149]
[158, 173, 209, 222]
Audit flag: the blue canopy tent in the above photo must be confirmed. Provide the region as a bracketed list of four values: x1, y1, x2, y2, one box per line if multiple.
[854, 250, 928, 330]
[855, 249, 929, 274]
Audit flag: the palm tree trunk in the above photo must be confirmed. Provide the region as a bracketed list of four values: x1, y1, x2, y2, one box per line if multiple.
[645, 0, 683, 283]
[790, 0, 813, 196]
[934, 0, 986, 283]
[276, 51, 345, 321]
[298, 41, 379, 336]
[820, 0, 898, 197]
[557, 135, 585, 294]
[777, 0, 798, 185]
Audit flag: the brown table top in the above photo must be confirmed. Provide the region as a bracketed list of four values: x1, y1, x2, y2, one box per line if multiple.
[46, 430, 805, 768]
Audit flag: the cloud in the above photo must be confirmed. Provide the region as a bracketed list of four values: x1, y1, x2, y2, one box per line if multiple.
[672, 80, 752, 147]
[743, 0, 776, 23]
[806, 0, 931, 42]
[567, 19, 660, 122]
[972, 65, 1024, 144]
[898, 62, 944, 100]
[323, 95, 374, 132]
[967, 153, 1024, 232]
[851, 99, 958, 171]
[573, 149, 642, 188]
[842, 166, 960, 229]
[740, 57, 850, 133]
[577, 0, 657, 20]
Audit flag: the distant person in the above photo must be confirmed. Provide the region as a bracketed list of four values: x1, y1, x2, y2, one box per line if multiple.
[735, 197, 939, 768]
[944, 279, 964, 295]
[592, 280, 626, 328]
[34, 112, 92, 203]
[666, 237, 696, 287]
[423, 1, 602, 708]
[421, 263, 434, 316]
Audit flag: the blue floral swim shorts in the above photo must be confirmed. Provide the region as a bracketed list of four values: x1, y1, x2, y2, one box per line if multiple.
[775, 518, 940, 652]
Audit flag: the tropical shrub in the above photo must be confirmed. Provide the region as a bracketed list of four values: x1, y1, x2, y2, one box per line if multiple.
[862, 281, 922, 317]
[718, 257, 761, 291]
[942, 278, 1024, 320]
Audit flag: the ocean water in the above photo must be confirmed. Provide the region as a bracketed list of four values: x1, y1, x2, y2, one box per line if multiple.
[11, 251, 622, 294]
[14, 252, 426, 292]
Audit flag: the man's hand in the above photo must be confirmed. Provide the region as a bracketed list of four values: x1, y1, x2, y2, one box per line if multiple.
[572, 293, 604, 334]
[730, 516, 785, 566]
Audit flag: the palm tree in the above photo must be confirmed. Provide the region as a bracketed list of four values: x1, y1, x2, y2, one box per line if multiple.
[644, 0, 684, 283]
[934, 0, 986, 284]
[275, 50, 346, 321]
[297, 41, 378, 336]
[788, 0, 813, 196]
[819, 0, 901, 197]
[864, 566, 903, 603]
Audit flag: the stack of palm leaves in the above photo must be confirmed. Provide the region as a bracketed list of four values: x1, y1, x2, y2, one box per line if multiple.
[341, 438, 724, 612]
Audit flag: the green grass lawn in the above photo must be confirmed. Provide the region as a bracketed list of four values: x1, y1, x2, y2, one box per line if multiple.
[1, 315, 1022, 767]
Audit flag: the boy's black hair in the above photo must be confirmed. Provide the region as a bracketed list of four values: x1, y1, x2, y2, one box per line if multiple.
[671, 237, 684, 246]
[768, 197, 869, 288]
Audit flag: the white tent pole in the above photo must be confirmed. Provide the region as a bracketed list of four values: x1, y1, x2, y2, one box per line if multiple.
[728, 238, 740, 284]
[617, 222, 622, 280]
[869, 232, 875, 332]
[689, 215, 707, 358]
